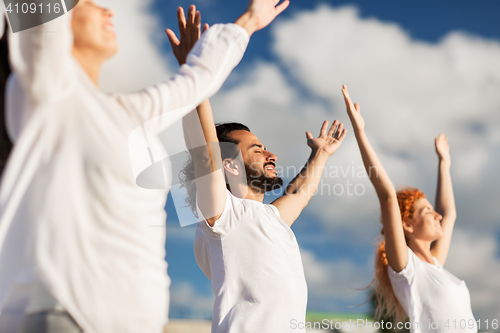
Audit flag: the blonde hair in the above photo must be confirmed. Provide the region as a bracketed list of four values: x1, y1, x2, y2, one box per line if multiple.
[372, 187, 426, 322]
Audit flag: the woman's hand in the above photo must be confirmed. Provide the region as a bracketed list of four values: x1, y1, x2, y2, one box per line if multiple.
[165, 5, 209, 66]
[235, 0, 290, 37]
[435, 133, 451, 165]
[342, 85, 365, 133]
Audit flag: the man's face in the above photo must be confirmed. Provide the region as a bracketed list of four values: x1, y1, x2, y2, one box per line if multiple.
[228, 130, 283, 193]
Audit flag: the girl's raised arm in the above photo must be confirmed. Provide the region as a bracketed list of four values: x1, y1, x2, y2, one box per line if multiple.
[431, 134, 456, 265]
[342, 85, 408, 272]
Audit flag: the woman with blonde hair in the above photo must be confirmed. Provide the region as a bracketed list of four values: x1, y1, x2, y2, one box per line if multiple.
[342, 85, 476, 332]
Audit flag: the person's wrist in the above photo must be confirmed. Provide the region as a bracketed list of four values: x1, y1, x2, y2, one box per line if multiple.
[354, 126, 366, 136]
[235, 11, 258, 37]
[310, 148, 330, 160]
[439, 158, 451, 168]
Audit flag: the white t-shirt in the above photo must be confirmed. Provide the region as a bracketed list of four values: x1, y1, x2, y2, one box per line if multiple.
[0, 11, 249, 333]
[388, 247, 477, 333]
[194, 190, 308, 333]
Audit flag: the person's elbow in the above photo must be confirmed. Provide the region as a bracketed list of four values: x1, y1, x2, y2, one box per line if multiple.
[377, 190, 397, 203]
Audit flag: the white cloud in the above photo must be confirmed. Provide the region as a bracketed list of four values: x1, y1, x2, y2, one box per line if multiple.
[98, 0, 174, 93]
[270, 4, 500, 187]
[301, 249, 372, 312]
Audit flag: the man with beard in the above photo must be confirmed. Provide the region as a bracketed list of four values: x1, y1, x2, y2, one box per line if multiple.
[179, 97, 346, 332]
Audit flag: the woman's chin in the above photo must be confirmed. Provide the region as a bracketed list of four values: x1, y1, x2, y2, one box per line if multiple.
[104, 43, 119, 59]
[433, 230, 444, 241]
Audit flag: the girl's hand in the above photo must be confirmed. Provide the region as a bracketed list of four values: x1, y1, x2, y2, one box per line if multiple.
[342, 85, 365, 133]
[435, 133, 451, 165]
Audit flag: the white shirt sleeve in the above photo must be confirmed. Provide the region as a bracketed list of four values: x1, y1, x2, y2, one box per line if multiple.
[388, 247, 421, 282]
[267, 204, 281, 217]
[8, 13, 75, 106]
[117, 24, 249, 132]
[197, 189, 242, 238]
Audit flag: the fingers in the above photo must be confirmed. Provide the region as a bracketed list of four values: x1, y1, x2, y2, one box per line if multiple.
[193, 10, 202, 40]
[319, 120, 329, 137]
[322, 119, 347, 141]
[185, 5, 196, 47]
[337, 128, 348, 141]
[177, 7, 186, 36]
[436, 133, 448, 143]
[306, 131, 313, 140]
[341, 85, 350, 100]
[334, 122, 344, 139]
[165, 29, 180, 48]
[342, 85, 362, 115]
[341, 85, 352, 108]
[275, 0, 290, 15]
[327, 120, 339, 137]
[186, 5, 195, 30]
[194, 11, 201, 27]
[203, 23, 210, 33]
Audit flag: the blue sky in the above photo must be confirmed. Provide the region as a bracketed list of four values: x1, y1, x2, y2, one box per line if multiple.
[99, 0, 500, 322]
[153, 0, 500, 62]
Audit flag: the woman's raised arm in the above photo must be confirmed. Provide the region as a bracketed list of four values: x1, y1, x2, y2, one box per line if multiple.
[8, 10, 74, 106]
[431, 134, 456, 265]
[121, 0, 289, 132]
[342, 85, 408, 272]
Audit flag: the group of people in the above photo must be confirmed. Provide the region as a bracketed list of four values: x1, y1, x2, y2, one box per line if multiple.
[0, 0, 477, 333]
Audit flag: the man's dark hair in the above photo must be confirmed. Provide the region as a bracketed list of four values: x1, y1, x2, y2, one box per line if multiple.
[180, 122, 250, 215]
[215, 122, 250, 161]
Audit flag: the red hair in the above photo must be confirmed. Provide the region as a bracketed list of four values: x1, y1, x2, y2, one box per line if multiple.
[373, 187, 426, 322]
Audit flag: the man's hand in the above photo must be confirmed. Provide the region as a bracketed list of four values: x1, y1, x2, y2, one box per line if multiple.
[166, 5, 209, 66]
[342, 85, 365, 133]
[435, 133, 451, 165]
[235, 0, 290, 37]
[306, 120, 347, 157]
[274, 119, 345, 226]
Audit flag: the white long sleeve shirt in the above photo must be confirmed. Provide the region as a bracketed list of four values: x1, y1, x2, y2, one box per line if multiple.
[0, 11, 248, 333]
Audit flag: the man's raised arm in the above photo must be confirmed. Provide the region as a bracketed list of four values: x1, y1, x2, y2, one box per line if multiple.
[272, 120, 347, 226]
[182, 100, 227, 227]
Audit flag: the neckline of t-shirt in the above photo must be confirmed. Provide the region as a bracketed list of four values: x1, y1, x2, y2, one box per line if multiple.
[237, 197, 278, 213]
[409, 247, 443, 269]
[422, 256, 442, 269]
[228, 191, 266, 205]
[228, 191, 289, 227]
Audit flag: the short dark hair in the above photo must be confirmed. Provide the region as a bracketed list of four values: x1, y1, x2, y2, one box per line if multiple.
[215, 122, 250, 161]
[180, 123, 250, 215]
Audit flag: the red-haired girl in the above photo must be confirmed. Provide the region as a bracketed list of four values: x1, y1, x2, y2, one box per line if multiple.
[342, 85, 476, 332]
